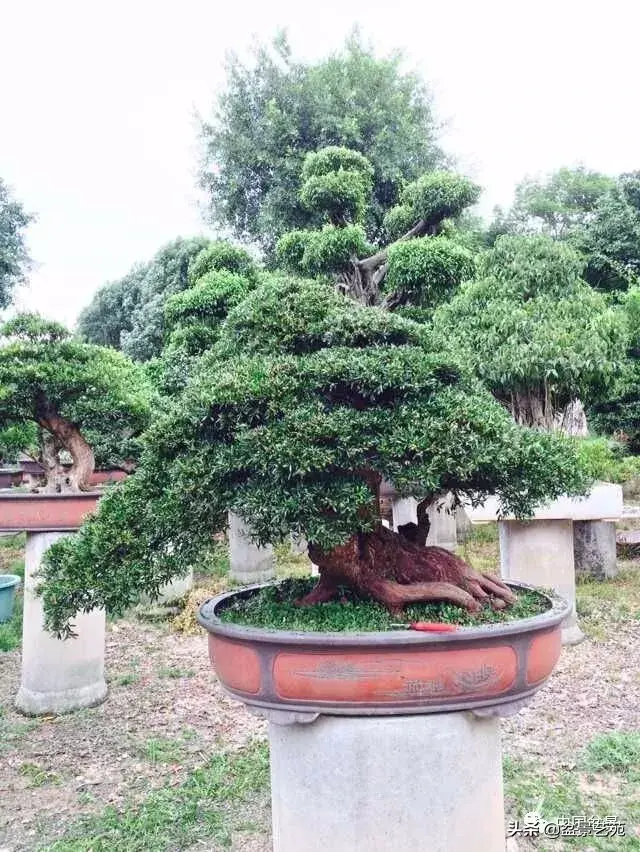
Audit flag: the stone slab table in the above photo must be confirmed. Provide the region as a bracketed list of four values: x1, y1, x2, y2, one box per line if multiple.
[465, 483, 623, 645]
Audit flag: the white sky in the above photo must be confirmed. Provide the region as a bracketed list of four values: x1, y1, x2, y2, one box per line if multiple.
[2, 0, 639, 326]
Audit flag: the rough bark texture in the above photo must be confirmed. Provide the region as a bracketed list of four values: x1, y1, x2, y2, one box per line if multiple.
[35, 396, 95, 492]
[304, 525, 516, 615]
[507, 387, 588, 436]
[339, 219, 438, 307]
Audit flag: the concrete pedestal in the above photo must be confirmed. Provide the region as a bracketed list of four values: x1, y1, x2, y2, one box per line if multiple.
[228, 511, 275, 584]
[499, 520, 584, 645]
[269, 712, 505, 852]
[573, 520, 618, 581]
[391, 496, 457, 551]
[15, 531, 107, 715]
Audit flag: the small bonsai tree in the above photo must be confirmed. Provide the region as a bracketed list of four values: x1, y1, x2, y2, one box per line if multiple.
[0, 314, 153, 492]
[40, 276, 589, 636]
[432, 235, 626, 432]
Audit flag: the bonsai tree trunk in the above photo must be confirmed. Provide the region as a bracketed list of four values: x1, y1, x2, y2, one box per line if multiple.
[305, 525, 516, 614]
[36, 405, 95, 492]
[39, 431, 66, 494]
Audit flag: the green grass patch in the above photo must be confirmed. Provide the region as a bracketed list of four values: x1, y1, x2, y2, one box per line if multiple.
[576, 562, 640, 639]
[457, 523, 500, 574]
[19, 761, 60, 787]
[137, 737, 188, 765]
[157, 665, 195, 679]
[43, 740, 269, 852]
[580, 732, 640, 779]
[113, 672, 139, 687]
[218, 577, 550, 632]
[274, 541, 314, 578]
[0, 717, 40, 755]
[504, 753, 640, 850]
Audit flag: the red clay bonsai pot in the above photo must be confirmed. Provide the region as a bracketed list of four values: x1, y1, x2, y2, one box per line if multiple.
[198, 582, 569, 718]
[0, 492, 102, 532]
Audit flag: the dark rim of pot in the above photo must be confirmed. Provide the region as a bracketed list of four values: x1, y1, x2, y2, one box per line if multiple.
[197, 581, 569, 646]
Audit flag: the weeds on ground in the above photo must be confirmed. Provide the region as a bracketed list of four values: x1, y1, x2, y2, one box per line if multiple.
[43, 740, 270, 852]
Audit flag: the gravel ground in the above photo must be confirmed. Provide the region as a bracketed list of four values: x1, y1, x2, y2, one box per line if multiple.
[0, 559, 638, 851]
[0, 619, 266, 851]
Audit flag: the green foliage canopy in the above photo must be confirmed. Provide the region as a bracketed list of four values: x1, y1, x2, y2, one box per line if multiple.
[432, 236, 626, 425]
[41, 277, 588, 635]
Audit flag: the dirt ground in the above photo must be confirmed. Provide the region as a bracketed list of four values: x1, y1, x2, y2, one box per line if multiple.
[1, 540, 639, 851]
[0, 619, 267, 851]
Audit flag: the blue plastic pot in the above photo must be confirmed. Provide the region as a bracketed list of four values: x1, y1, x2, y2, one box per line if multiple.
[0, 574, 21, 623]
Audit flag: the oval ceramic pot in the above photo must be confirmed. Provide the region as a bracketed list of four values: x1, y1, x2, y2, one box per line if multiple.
[0, 573, 21, 623]
[0, 492, 102, 532]
[198, 582, 569, 718]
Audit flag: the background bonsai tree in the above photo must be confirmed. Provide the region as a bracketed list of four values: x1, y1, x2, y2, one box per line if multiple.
[40, 276, 588, 636]
[0, 314, 153, 492]
[432, 235, 626, 432]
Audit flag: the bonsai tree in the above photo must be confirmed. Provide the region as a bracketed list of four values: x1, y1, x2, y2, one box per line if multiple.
[40, 275, 589, 637]
[0, 314, 153, 492]
[432, 235, 626, 432]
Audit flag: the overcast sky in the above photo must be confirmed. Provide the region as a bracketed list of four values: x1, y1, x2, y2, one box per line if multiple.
[2, 0, 639, 326]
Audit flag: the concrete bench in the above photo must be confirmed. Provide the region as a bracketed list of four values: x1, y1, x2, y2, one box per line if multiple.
[465, 483, 623, 645]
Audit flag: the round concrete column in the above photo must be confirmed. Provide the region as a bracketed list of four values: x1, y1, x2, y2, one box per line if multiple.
[269, 712, 505, 852]
[499, 519, 584, 645]
[15, 531, 107, 715]
[573, 520, 618, 581]
[228, 511, 275, 584]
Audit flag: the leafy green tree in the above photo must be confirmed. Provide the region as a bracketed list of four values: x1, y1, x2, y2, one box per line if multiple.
[199, 33, 445, 253]
[487, 167, 615, 243]
[40, 246, 587, 635]
[0, 178, 33, 308]
[0, 315, 153, 491]
[576, 172, 640, 292]
[432, 235, 625, 431]
[0, 423, 38, 465]
[78, 238, 212, 361]
[589, 285, 640, 449]
[77, 266, 146, 349]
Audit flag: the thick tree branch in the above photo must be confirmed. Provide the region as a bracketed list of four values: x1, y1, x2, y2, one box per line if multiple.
[35, 395, 95, 492]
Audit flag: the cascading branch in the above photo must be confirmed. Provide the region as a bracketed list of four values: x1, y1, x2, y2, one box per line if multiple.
[40, 150, 591, 636]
